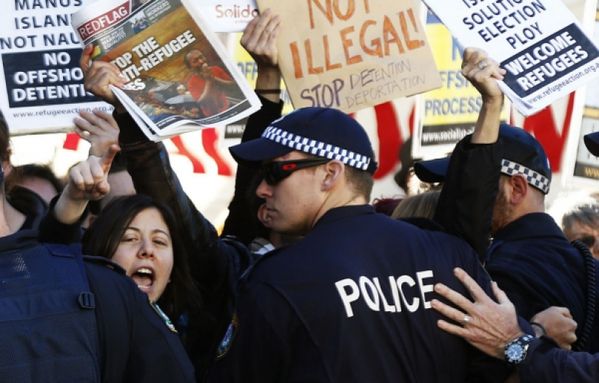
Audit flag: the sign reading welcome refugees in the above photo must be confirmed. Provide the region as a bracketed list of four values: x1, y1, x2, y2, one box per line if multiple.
[424, 0, 599, 116]
[256, 0, 441, 113]
[0, 0, 111, 135]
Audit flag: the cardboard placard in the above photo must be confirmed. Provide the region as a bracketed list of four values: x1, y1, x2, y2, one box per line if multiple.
[256, 0, 441, 113]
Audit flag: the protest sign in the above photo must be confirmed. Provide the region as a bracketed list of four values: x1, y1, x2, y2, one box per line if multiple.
[255, 0, 441, 113]
[560, 4, 599, 187]
[72, 0, 261, 141]
[0, 0, 112, 135]
[424, 0, 599, 116]
[195, 0, 258, 33]
[413, 12, 511, 158]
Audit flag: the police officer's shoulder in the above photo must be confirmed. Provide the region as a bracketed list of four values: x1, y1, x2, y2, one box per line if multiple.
[395, 217, 477, 256]
[399, 217, 445, 232]
[82, 255, 127, 275]
[82, 256, 139, 302]
[42, 243, 126, 275]
[240, 246, 287, 283]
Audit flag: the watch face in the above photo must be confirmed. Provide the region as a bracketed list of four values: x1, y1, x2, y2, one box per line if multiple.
[504, 334, 534, 365]
[506, 344, 524, 362]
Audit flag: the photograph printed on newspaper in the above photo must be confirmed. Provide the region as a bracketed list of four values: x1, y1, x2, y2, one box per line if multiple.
[423, 0, 599, 116]
[72, 0, 260, 141]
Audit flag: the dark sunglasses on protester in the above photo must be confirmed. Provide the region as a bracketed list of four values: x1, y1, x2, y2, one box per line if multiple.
[260, 158, 330, 185]
[576, 235, 597, 248]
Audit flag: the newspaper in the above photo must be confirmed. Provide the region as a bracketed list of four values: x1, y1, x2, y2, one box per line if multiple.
[72, 0, 260, 141]
[423, 0, 599, 116]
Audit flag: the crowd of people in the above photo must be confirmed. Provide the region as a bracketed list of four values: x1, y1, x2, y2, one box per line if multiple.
[3, 8, 599, 383]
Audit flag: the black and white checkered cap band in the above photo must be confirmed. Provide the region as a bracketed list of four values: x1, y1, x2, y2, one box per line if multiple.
[262, 126, 372, 171]
[500, 159, 550, 194]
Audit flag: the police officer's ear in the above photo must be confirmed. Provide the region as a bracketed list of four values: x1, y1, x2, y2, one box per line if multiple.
[321, 160, 345, 192]
[508, 174, 528, 204]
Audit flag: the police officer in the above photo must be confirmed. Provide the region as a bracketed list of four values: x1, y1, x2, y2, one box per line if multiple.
[207, 107, 504, 382]
[425, 48, 599, 357]
[0, 111, 195, 382]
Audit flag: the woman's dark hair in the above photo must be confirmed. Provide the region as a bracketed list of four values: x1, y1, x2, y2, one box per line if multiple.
[0, 110, 11, 163]
[82, 194, 202, 319]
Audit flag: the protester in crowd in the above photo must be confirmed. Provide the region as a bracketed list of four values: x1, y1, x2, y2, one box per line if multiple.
[6, 163, 62, 205]
[391, 190, 440, 220]
[430, 267, 599, 383]
[0, 111, 195, 382]
[393, 137, 415, 195]
[65, 10, 283, 380]
[206, 104, 508, 382]
[562, 204, 599, 260]
[421, 49, 599, 357]
[371, 197, 402, 216]
[82, 195, 202, 323]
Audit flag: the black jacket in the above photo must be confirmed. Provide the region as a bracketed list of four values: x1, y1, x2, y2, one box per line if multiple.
[209, 205, 503, 383]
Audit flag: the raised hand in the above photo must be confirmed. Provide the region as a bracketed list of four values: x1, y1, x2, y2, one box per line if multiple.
[242, 9, 282, 101]
[53, 144, 120, 225]
[241, 8, 281, 68]
[80, 44, 126, 109]
[461, 47, 505, 103]
[66, 144, 120, 202]
[74, 110, 120, 157]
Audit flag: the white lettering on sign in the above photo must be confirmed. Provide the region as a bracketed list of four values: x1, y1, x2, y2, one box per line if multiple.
[335, 270, 435, 318]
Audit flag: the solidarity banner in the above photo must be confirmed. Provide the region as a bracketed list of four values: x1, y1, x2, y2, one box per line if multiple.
[72, 0, 260, 141]
[0, 0, 112, 135]
[424, 0, 599, 116]
[199, 0, 257, 33]
[256, 0, 441, 113]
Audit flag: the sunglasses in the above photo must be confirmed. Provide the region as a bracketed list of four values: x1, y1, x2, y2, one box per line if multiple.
[575, 235, 597, 248]
[260, 158, 330, 185]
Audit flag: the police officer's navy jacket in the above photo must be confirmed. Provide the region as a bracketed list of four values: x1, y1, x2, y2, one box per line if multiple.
[520, 337, 599, 383]
[0, 228, 195, 382]
[485, 212, 599, 351]
[209, 205, 502, 383]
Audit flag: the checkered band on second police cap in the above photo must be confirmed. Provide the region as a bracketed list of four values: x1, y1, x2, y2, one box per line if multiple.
[262, 126, 372, 171]
[500, 159, 550, 194]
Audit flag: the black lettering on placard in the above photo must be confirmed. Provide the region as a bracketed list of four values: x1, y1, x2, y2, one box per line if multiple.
[14, 0, 82, 11]
[501, 23, 598, 97]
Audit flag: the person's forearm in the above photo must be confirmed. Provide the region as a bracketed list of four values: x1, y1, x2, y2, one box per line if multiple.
[53, 186, 88, 225]
[471, 96, 503, 144]
[38, 195, 84, 244]
[254, 66, 281, 103]
[520, 338, 599, 383]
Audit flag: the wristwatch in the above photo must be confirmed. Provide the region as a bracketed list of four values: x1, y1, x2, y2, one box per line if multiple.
[504, 334, 535, 365]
